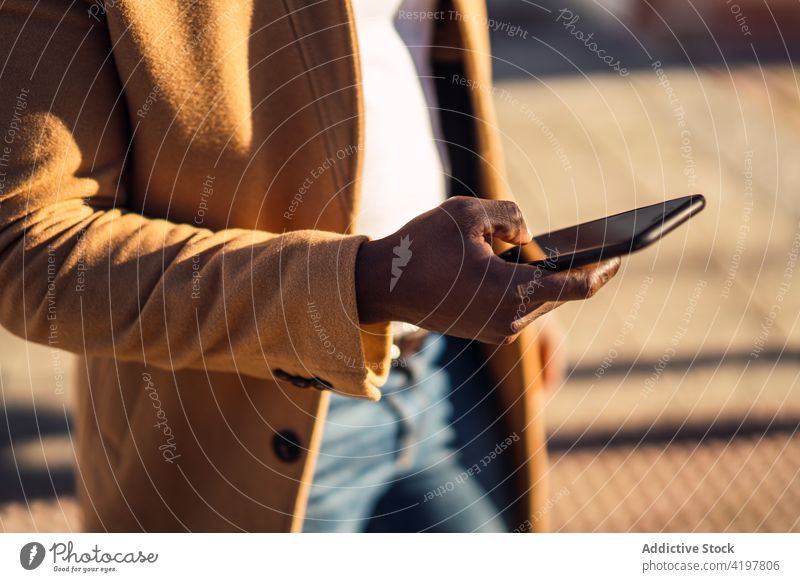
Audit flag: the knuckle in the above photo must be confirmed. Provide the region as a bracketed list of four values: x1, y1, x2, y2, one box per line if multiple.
[505, 201, 523, 223]
[493, 200, 521, 229]
[497, 316, 519, 340]
[564, 274, 589, 299]
[607, 258, 622, 279]
[444, 196, 476, 218]
[582, 272, 601, 298]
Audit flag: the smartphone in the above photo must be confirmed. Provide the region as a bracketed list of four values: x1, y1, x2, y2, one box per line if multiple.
[498, 194, 706, 270]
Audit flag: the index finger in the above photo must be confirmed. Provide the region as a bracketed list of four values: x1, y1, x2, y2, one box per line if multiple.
[510, 257, 622, 303]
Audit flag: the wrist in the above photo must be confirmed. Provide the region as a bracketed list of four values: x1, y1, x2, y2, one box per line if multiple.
[355, 238, 394, 324]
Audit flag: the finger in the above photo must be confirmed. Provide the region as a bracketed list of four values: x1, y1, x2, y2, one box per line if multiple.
[542, 257, 621, 302]
[463, 199, 532, 246]
[508, 257, 621, 303]
[510, 300, 562, 334]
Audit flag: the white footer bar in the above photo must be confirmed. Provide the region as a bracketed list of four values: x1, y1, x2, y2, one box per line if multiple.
[2, 533, 797, 581]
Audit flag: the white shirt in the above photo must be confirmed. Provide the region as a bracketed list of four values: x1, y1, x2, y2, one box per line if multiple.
[351, 0, 447, 240]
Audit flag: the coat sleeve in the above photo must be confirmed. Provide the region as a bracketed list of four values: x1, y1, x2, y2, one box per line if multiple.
[0, 1, 390, 400]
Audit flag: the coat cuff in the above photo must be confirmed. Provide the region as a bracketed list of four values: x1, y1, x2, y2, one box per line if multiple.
[268, 231, 392, 401]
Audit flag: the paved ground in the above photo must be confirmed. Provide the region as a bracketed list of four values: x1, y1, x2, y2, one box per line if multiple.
[549, 431, 800, 532]
[494, 63, 800, 531]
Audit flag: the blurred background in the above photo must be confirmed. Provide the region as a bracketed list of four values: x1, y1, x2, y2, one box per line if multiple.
[490, 0, 800, 531]
[2, 0, 799, 531]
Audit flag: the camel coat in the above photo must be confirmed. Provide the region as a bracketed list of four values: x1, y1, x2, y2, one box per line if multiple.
[0, 0, 549, 531]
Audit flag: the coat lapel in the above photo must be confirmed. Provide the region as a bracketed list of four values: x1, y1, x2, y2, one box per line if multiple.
[282, 0, 364, 233]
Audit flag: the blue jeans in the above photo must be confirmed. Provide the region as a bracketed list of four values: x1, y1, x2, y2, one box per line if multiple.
[303, 334, 506, 532]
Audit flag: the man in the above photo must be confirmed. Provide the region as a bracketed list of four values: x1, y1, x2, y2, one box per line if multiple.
[0, 0, 618, 532]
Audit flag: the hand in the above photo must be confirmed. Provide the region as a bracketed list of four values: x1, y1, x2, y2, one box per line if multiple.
[355, 196, 620, 344]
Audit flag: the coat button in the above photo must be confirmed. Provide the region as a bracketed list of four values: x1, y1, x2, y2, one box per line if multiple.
[310, 377, 333, 390]
[272, 430, 302, 463]
[273, 368, 332, 391]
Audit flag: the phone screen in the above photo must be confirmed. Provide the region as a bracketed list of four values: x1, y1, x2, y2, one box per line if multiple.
[508, 195, 706, 269]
